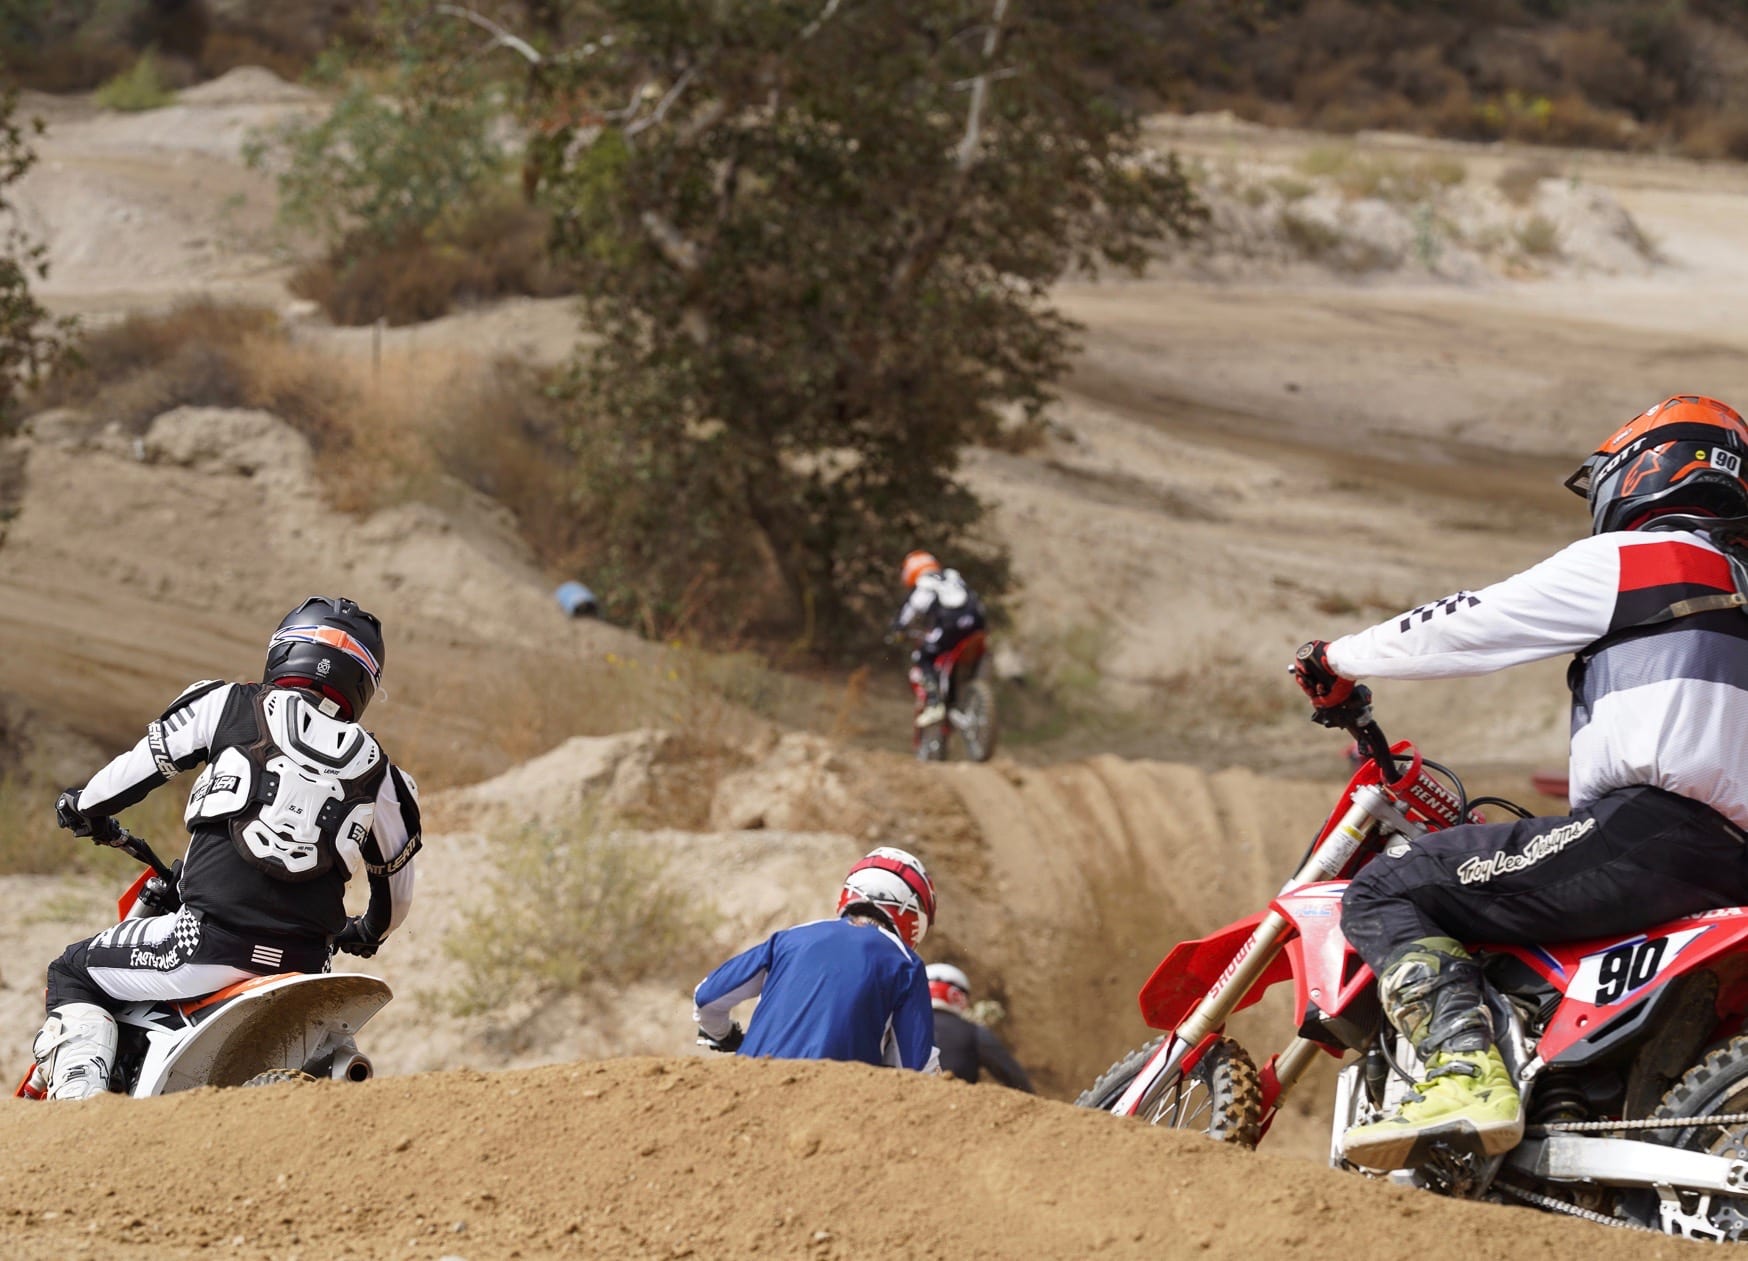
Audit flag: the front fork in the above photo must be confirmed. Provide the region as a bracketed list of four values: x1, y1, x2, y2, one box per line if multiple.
[1113, 790, 1391, 1120]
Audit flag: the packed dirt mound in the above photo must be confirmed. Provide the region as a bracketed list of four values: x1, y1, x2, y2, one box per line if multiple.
[0, 1056, 1703, 1261]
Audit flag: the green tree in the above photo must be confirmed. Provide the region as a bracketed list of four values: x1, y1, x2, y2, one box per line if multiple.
[0, 85, 75, 431]
[511, 0, 1201, 648]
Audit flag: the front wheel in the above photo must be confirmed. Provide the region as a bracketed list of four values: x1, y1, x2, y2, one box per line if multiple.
[953, 678, 997, 763]
[1075, 1035, 1263, 1146]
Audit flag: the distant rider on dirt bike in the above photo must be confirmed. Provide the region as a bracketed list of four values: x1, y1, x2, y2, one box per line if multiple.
[36, 596, 421, 1100]
[927, 963, 1033, 1091]
[693, 848, 938, 1071]
[890, 551, 987, 729]
[1293, 395, 1748, 1171]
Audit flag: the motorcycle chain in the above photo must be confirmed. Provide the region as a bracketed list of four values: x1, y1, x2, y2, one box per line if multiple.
[1502, 1114, 1748, 1239]
[1493, 1178, 1659, 1233]
[1538, 1110, 1748, 1134]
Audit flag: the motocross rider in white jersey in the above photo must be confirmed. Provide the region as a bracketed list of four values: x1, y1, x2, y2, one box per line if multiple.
[890, 551, 987, 727]
[1294, 396, 1748, 1171]
[36, 597, 420, 1100]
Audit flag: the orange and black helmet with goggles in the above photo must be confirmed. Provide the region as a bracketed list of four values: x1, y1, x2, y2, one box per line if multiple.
[1565, 395, 1748, 535]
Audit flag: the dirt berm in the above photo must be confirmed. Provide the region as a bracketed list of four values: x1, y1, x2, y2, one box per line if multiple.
[0, 1056, 1706, 1260]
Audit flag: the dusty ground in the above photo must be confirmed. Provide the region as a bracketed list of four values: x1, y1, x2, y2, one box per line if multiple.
[0, 1056, 1723, 1261]
[3, 70, 1748, 1251]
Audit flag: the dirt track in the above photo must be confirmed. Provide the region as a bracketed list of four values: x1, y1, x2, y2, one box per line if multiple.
[0, 1056, 1714, 1261]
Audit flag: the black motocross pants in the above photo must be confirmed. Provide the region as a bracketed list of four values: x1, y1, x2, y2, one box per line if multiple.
[1342, 785, 1748, 974]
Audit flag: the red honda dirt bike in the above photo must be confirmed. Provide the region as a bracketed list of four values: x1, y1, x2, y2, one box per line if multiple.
[1078, 688, 1748, 1240]
[14, 821, 390, 1100]
[905, 630, 997, 763]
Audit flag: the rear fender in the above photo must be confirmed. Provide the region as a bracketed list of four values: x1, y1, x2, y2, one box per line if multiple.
[1138, 911, 1295, 1031]
[134, 972, 392, 1096]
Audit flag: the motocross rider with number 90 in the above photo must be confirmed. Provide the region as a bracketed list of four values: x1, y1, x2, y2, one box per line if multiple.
[1293, 396, 1748, 1171]
[34, 597, 421, 1101]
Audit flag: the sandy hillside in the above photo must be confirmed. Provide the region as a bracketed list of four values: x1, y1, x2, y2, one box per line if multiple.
[0, 1056, 1717, 1261]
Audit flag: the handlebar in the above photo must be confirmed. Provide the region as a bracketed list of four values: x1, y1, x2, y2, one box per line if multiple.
[1313, 684, 1401, 782]
[91, 818, 176, 883]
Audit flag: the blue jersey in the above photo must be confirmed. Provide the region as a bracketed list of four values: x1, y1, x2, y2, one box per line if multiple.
[693, 917, 935, 1069]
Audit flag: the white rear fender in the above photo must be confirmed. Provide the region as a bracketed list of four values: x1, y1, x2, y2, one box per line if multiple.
[134, 973, 391, 1096]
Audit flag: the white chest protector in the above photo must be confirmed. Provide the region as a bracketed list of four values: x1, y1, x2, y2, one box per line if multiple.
[184, 689, 386, 882]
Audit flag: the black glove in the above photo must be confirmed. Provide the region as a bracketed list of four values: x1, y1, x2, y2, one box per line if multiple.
[1291, 641, 1357, 709]
[56, 791, 121, 845]
[55, 789, 92, 836]
[334, 917, 383, 958]
[697, 1022, 744, 1053]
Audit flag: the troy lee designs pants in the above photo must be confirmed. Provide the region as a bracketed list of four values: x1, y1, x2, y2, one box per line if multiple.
[1342, 785, 1748, 975]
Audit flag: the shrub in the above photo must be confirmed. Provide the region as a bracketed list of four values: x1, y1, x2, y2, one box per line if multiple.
[290, 198, 574, 326]
[1280, 208, 1344, 259]
[442, 804, 721, 1017]
[26, 301, 278, 432]
[0, 87, 77, 429]
[10, 39, 134, 93]
[93, 50, 175, 112]
[23, 301, 587, 567]
[1495, 158, 1560, 206]
[1516, 214, 1562, 258]
[243, 10, 506, 255]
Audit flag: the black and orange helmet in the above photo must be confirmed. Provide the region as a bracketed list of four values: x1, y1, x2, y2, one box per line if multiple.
[1565, 395, 1748, 535]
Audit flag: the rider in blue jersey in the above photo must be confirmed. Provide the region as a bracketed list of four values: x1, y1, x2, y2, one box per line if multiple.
[693, 848, 938, 1071]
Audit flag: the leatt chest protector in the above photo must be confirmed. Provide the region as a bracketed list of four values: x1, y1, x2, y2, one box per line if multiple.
[184, 688, 386, 882]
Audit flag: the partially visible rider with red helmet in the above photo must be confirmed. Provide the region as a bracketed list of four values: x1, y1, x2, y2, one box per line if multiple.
[1293, 395, 1748, 1171]
[890, 550, 988, 728]
[693, 848, 938, 1071]
[35, 596, 421, 1100]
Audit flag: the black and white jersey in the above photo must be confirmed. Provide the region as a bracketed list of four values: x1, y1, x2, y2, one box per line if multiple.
[74, 681, 420, 943]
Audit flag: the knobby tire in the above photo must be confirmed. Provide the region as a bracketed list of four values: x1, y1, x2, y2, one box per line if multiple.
[1074, 1034, 1263, 1147]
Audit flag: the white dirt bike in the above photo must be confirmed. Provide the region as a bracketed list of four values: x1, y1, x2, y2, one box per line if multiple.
[13, 822, 391, 1099]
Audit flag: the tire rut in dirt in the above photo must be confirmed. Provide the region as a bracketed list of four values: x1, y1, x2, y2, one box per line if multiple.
[1074, 1034, 1263, 1147]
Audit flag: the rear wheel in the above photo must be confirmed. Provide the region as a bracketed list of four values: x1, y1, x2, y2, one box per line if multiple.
[1624, 1035, 1748, 1237]
[241, 1069, 316, 1088]
[1075, 1035, 1263, 1146]
[955, 679, 998, 763]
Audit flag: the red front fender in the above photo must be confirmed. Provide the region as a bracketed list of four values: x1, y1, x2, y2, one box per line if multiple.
[1138, 910, 1296, 1030]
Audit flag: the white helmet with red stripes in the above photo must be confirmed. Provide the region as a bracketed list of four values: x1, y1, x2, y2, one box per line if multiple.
[836, 847, 936, 949]
[926, 963, 971, 1012]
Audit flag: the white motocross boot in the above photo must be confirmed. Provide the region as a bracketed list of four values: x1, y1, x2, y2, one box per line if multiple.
[33, 1003, 118, 1100]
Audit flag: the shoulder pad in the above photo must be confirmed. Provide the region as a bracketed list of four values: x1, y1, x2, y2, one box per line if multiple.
[160, 680, 230, 721]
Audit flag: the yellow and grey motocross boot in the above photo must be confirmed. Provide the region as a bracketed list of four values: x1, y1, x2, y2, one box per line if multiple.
[1342, 937, 1524, 1171]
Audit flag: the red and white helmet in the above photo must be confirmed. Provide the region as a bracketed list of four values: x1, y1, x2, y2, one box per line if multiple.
[836, 847, 936, 949]
[927, 963, 970, 1013]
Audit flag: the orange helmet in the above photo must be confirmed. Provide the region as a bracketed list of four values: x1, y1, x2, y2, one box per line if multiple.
[1565, 396, 1748, 535]
[901, 550, 941, 588]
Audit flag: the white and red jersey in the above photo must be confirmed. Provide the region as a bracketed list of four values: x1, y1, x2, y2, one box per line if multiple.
[1327, 530, 1748, 831]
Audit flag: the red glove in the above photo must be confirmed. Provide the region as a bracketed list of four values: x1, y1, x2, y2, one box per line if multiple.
[1292, 640, 1355, 708]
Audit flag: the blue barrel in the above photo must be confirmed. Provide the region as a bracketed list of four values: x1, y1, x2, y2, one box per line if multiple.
[555, 581, 600, 618]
